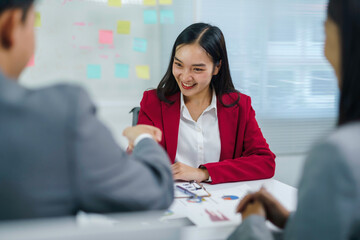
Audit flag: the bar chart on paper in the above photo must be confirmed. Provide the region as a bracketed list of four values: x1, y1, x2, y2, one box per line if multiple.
[167, 184, 252, 227]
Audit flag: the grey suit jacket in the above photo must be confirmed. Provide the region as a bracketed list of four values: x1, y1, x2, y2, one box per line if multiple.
[228, 122, 360, 240]
[0, 73, 174, 221]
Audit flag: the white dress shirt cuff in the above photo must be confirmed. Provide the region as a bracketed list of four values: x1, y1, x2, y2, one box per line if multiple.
[134, 133, 154, 146]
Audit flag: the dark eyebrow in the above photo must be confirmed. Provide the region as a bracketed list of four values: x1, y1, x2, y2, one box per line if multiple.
[174, 57, 183, 63]
[174, 56, 206, 67]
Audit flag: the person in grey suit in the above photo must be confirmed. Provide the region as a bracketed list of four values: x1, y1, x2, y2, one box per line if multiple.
[228, 0, 360, 239]
[0, 0, 173, 221]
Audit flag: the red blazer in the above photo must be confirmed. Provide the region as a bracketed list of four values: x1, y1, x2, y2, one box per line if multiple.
[138, 90, 276, 184]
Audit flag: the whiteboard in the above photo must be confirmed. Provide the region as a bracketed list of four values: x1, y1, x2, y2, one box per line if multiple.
[21, 0, 194, 146]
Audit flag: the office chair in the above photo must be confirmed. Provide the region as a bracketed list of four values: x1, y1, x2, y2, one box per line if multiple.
[129, 107, 140, 126]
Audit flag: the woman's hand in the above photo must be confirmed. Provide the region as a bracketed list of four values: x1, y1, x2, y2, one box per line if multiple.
[172, 162, 209, 182]
[236, 187, 290, 229]
[122, 124, 162, 152]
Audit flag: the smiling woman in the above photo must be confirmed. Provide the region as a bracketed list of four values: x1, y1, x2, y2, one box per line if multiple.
[137, 23, 276, 184]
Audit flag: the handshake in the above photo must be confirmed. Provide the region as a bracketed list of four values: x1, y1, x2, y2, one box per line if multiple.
[122, 124, 162, 151]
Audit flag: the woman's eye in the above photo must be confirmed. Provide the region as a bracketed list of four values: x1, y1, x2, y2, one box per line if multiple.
[194, 68, 204, 72]
[174, 62, 182, 67]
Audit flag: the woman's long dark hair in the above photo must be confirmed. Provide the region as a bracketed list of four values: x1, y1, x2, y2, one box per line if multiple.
[157, 23, 239, 107]
[328, 0, 360, 126]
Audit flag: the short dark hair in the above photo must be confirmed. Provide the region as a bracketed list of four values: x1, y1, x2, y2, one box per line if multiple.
[0, 0, 35, 22]
[328, 0, 360, 126]
[157, 23, 239, 107]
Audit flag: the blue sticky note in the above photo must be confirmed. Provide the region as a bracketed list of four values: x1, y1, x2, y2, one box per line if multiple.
[115, 64, 129, 78]
[144, 10, 157, 24]
[133, 38, 147, 53]
[87, 64, 101, 79]
[160, 10, 174, 24]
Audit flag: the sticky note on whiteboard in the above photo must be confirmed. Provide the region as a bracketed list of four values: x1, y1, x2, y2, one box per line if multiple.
[144, 10, 157, 24]
[35, 12, 41, 27]
[133, 38, 147, 52]
[99, 30, 113, 44]
[115, 64, 129, 78]
[159, 0, 172, 5]
[143, 0, 156, 5]
[108, 0, 122, 7]
[117, 21, 131, 34]
[136, 65, 150, 80]
[87, 65, 101, 79]
[160, 10, 174, 24]
[27, 55, 35, 67]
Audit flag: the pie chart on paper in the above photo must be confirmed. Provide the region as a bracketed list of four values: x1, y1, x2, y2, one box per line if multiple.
[222, 195, 239, 200]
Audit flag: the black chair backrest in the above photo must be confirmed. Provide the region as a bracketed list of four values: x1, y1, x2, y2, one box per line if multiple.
[129, 107, 140, 126]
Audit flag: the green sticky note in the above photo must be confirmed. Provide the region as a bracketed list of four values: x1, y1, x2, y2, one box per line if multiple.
[115, 64, 129, 78]
[133, 38, 147, 53]
[160, 10, 174, 24]
[87, 65, 101, 79]
[144, 10, 157, 24]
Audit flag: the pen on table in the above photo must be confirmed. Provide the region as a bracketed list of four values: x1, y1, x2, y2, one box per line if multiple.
[176, 185, 200, 199]
[189, 180, 202, 190]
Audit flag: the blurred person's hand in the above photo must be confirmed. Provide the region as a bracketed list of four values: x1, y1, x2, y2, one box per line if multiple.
[123, 125, 162, 152]
[236, 187, 290, 228]
[240, 199, 266, 220]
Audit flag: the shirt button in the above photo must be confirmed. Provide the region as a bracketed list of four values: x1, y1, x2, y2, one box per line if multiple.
[199, 146, 203, 150]
[196, 127, 201, 132]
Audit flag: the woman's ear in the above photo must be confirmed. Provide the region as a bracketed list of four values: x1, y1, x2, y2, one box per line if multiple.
[0, 11, 16, 50]
[213, 60, 222, 75]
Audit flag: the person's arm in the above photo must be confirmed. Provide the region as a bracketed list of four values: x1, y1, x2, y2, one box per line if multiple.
[228, 215, 275, 240]
[69, 87, 173, 213]
[137, 90, 156, 126]
[203, 97, 276, 184]
[283, 142, 356, 240]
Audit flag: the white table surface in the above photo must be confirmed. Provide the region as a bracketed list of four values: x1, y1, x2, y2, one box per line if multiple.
[169, 178, 298, 240]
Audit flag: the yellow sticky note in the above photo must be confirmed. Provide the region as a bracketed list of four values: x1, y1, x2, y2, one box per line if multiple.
[108, 0, 122, 7]
[136, 65, 150, 80]
[143, 0, 156, 5]
[117, 21, 131, 34]
[35, 12, 41, 27]
[159, 0, 172, 5]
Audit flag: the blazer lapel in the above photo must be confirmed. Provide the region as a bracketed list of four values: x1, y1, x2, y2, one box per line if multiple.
[162, 92, 181, 163]
[217, 95, 239, 161]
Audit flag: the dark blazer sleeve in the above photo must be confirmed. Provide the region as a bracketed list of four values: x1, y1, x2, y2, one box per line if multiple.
[203, 95, 276, 184]
[68, 87, 173, 213]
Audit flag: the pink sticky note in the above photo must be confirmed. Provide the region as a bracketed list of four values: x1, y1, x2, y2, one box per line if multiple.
[27, 55, 35, 67]
[99, 30, 113, 45]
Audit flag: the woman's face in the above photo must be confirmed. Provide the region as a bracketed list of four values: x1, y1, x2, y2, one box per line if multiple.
[172, 43, 220, 100]
[324, 17, 341, 87]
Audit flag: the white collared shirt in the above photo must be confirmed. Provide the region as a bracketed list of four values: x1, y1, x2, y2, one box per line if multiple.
[175, 90, 221, 169]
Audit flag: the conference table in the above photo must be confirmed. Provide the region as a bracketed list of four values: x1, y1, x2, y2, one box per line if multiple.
[165, 178, 298, 240]
[0, 178, 297, 240]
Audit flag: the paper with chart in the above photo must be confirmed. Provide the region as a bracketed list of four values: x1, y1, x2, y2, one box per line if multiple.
[168, 183, 252, 227]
